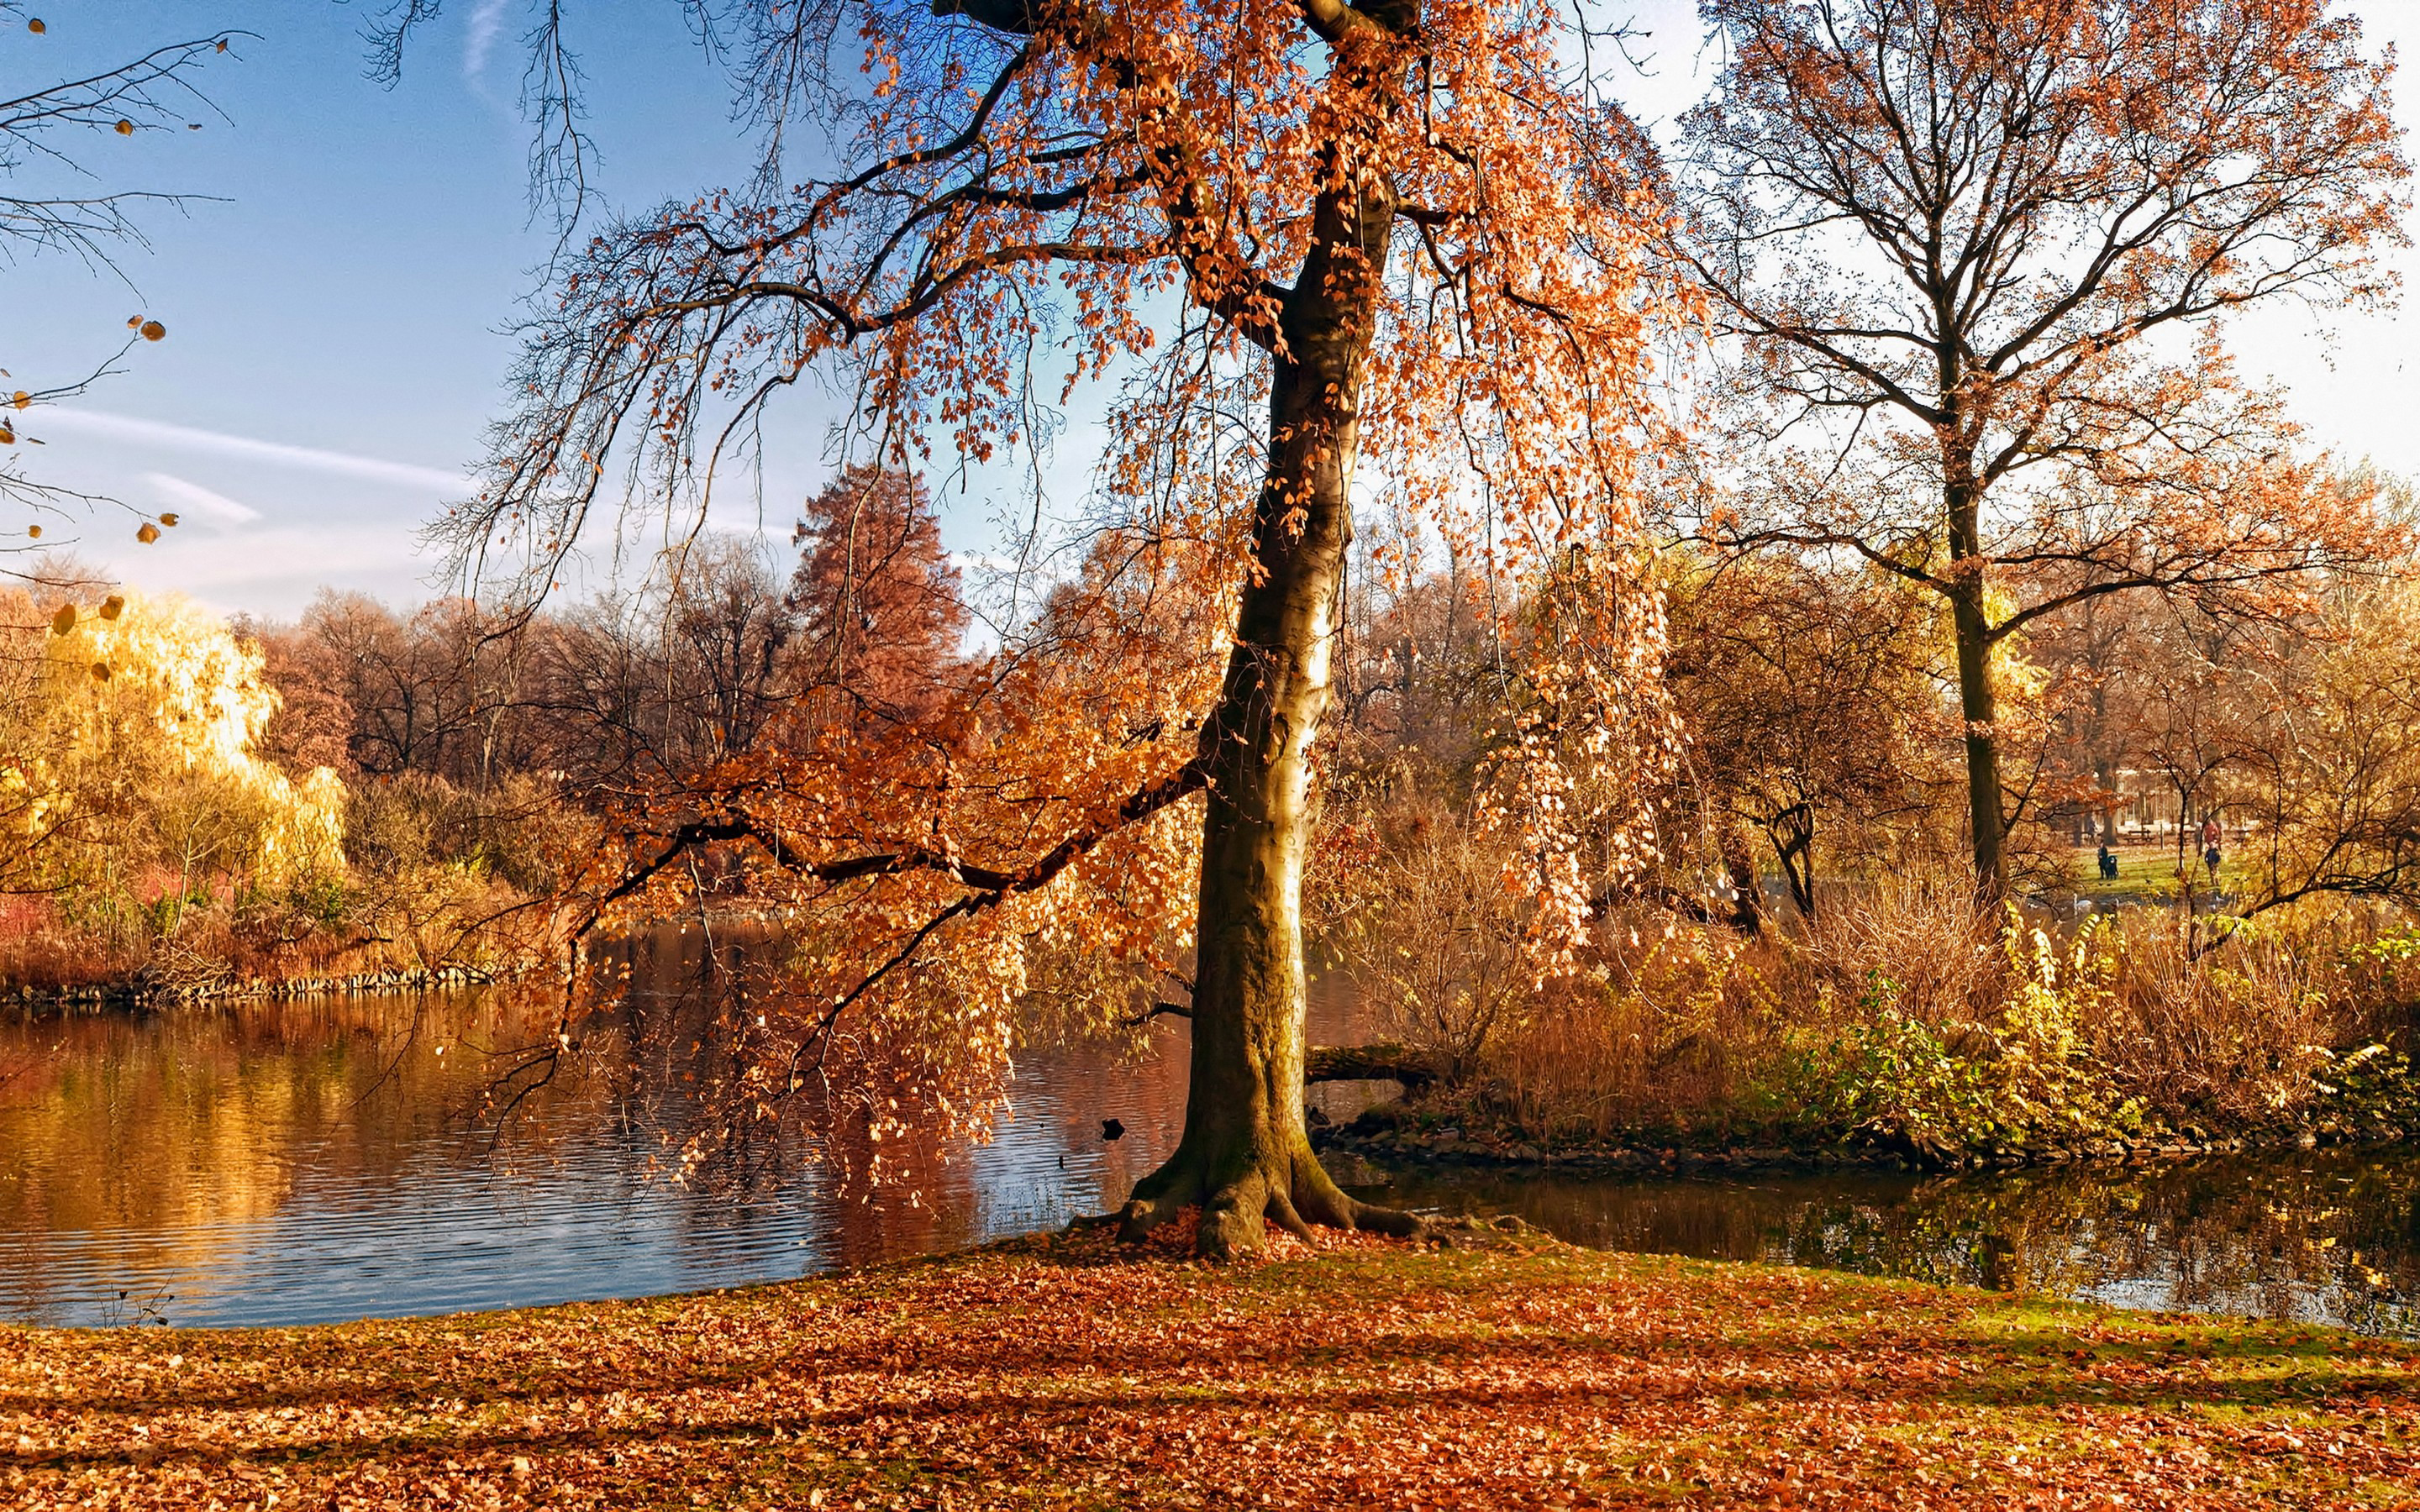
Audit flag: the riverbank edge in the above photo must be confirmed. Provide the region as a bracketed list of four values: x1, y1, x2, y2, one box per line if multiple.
[0, 961, 539, 1011]
[7, 1228, 2418, 1509]
[1311, 1101, 2417, 1179]
[0, 906, 811, 1011]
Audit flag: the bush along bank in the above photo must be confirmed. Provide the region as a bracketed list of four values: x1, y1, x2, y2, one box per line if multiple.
[1308, 906, 2420, 1176]
[1312, 1077, 2420, 1177]
[2, 960, 536, 1011]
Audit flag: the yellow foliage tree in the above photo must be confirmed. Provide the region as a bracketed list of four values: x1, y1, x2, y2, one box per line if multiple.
[4, 591, 344, 911]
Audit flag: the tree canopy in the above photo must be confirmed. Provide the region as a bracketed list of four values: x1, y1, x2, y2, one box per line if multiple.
[1673, 0, 2410, 893]
[439, 0, 1676, 1255]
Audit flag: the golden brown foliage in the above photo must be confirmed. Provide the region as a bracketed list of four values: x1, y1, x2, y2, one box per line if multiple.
[7, 1235, 2420, 1509]
[1481, 887, 2399, 1152]
[440, 0, 1681, 1252]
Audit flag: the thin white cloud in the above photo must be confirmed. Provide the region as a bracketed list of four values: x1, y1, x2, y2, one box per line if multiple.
[142, 472, 262, 530]
[37, 407, 465, 492]
[465, 0, 511, 81]
[103, 522, 438, 618]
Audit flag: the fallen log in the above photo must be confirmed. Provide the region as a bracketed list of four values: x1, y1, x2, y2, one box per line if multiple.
[1305, 1042, 1447, 1092]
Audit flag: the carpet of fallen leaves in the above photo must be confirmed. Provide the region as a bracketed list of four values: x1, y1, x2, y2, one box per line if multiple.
[6, 1221, 2418, 1510]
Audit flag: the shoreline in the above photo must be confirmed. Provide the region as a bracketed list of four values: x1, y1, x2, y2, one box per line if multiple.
[1, 962, 529, 1011]
[1313, 1107, 2412, 1178]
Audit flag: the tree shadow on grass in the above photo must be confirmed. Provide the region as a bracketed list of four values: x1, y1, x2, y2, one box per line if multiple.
[12, 1294, 2418, 1491]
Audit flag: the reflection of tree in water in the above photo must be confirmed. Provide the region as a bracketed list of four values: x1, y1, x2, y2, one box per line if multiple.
[0, 984, 618, 1321]
[0, 990, 586, 1238]
[3, 927, 1205, 1324]
[1376, 1152, 2420, 1335]
[584, 923, 1197, 1258]
[19, 940, 2414, 1334]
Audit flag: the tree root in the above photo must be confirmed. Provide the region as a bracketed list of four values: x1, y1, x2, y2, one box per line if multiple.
[1113, 1142, 1426, 1258]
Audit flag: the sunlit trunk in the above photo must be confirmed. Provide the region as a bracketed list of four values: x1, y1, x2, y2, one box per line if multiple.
[1117, 171, 1421, 1257]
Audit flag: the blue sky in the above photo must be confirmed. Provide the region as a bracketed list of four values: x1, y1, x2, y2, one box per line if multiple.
[11, 0, 766, 612]
[10, 0, 2420, 617]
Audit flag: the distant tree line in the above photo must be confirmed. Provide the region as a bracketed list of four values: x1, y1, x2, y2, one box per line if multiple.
[239, 465, 966, 799]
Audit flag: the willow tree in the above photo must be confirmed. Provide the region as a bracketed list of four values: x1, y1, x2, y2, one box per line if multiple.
[444, 0, 1667, 1255]
[1673, 0, 2408, 895]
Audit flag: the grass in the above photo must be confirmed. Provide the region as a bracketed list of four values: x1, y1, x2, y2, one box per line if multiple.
[2068, 843, 2249, 902]
[4, 1225, 2417, 1509]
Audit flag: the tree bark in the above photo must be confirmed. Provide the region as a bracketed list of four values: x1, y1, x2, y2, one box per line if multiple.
[1116, 167, 1423, 1257]
[1944, 469, 2007, 898]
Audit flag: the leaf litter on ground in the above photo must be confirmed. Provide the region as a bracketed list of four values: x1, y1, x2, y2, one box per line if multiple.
[4, 1218, 2417, 1509]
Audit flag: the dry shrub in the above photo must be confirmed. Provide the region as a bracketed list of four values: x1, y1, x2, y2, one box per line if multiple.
[2302, 901, 2420, 1042]
[1463, 873, 2413, 1150]
[1485, 871, 2008, 1142]
[2090, 912, 2335, 1124]
[1794, 875, 2006, 1029]
[1486, 920, 1774, 1140]
[0, 771, 571, 999]
[1310, 794, 1533, 1076]
[0, 895, 141, 995]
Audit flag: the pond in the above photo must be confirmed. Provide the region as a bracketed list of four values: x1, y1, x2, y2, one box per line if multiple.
[1355, 1154, 2420, 1337]
[0, 932, 1199, 1329]
[4, 941, 2418, 1333]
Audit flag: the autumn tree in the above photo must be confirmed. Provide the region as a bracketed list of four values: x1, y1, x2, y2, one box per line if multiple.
[789, 466, 967, 722]
[504, 543, 800, 789]
[2039, 561, 2420, 925]
[658, 538, 802, 765]
[1661, 552, 1947, 917]
[234, 614, 358, 780]
[438, 0, 1670, 1254]
[1329, 531, 1509, 795]
[1673, 0, 2408, 895]
[2225, 578, 2420, 920]
[289, 592, 508, 784]
[1, 8, 235, 554]
[2027, 589, 2142, 846]
[1, 586, 344, 910]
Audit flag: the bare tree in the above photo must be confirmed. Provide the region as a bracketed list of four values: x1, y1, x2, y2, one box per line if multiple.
[1673, 0, 2408, 895]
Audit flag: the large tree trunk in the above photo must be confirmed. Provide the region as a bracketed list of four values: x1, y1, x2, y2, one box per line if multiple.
[1116, 171, 1423, 1258]
[1944, 470, 2007, 898]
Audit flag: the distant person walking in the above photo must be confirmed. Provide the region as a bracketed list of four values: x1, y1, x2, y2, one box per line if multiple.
[2200, 815, 2223, 885]
[2096, 843, 2118, 882]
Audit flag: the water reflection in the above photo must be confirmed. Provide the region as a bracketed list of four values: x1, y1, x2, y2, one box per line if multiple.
[9, 947, 2420, 1335]
[1366, 1153, 2420, 1336]
[0, 963, 1198, 1327]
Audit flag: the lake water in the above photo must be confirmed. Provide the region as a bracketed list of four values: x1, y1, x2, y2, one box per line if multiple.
[5, 942, 2418, 1333]
[1362, 1154, 2420, 1337]
[0, 942, 1204, 1329]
